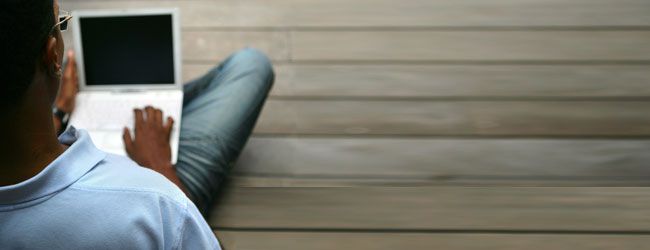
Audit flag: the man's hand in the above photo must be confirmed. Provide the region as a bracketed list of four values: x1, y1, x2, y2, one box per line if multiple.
[53, 50, 79, 133]
[122, 106, 174, 168]
[122, 106, 188, 196]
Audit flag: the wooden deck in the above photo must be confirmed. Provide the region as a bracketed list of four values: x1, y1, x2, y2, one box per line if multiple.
[61, 0, 650, 249]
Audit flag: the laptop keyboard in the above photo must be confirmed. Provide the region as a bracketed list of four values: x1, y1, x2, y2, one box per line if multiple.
[68, 90, 184, 163]
[70, 91, 183, 131]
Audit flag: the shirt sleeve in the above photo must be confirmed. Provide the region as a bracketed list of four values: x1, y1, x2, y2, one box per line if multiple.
[175, 201, 222, 250]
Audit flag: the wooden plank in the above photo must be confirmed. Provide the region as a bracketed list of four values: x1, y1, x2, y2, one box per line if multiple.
[253, 100, 650, 136]
[232, 138, 650, 183]
[291, 31, 650, 61]
[227, 176, 650, 188]
[215, 231, 650, 250]
[210, 187, 650, 230]
[185, 64, 650, 97]
[182, 31, 289, 62]
[183, 64, 218, 82]
[61, 0, 650, 27]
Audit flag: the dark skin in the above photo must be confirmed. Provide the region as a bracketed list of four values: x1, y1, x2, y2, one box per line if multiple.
[0, 0, 66, 187]
[52, 49, 78, 133]
[1, 0, 188, 197]
[123, 107, 188, 195]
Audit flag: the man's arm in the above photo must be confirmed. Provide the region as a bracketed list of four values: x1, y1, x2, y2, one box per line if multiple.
[53, 50, 78, 134]
[122, 106, 190, 196]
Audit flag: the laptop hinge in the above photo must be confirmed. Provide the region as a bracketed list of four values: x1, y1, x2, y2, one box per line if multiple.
[111, 89, 146, 93]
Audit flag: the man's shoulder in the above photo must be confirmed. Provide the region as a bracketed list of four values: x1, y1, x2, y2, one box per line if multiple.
[73, 153, 188, 207]
[0, 155, 215, 249]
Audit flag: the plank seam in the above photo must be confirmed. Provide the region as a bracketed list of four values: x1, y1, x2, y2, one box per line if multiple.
[211, 227, 650, 235]
[183, 26, 650, 32]
[286, 31, 294, 63]
[266, 96, 650, 102]
[185, 60, 650, 65]
[249, 133, 650, 139]
[230, 174, 650, 181]
[248, 134, 650, 140]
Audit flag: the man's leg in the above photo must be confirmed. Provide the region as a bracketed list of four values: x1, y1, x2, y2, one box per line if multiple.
[175, 48, 274, 216]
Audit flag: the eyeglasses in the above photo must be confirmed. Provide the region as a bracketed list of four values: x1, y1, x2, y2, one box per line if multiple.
[50, 10, 72, 34]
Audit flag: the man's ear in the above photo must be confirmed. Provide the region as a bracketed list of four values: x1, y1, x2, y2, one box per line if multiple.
[43, 36, 61, 76]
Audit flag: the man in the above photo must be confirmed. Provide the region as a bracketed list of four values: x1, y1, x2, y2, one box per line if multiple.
[0, 0, 274, 249]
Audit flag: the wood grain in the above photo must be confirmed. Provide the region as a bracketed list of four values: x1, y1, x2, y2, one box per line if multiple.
[182, 31, 289, 62]
[291, 31, 650, 61]
[215, 231, 650, 250]
[210, 187, 650, 230]
[185, 64, 650, 97]
[253, 100, 650, 136]
[227, 176, 650, 188]
[232, 137, 650, 181]
[61, 0, 650, 27]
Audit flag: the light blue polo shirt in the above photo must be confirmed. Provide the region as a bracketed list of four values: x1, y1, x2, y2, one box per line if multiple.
[0, 127, 221, 249]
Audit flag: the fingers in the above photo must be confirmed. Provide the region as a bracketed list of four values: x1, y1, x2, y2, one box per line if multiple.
[164, 117, 174, 141]
[64, 50, 76, 78]
[145, 106, 155, 121]
[143, 106, 164, 127]
[63, 50, 79, 92]
[134, 109, 144, 132]
[154, 108, 163, 125]
[137, 106, 169, 133]
[144, 106, 158, 127]
[66, 50, 75, 67]
[122, 127, 134, 157]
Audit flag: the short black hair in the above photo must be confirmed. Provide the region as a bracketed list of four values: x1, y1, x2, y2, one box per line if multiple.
[0, 0, 55, 106]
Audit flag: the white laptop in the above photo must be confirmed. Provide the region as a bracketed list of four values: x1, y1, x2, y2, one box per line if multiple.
[69, 9, 183, 164]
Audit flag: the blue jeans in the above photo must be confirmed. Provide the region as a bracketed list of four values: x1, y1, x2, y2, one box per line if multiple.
[175, 48, 274, 216]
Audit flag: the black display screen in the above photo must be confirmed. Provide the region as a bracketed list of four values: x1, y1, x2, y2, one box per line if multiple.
[79, 14, 175, 85]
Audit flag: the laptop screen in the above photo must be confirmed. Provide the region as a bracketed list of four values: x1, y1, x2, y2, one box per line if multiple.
[79, 14, 175, 85]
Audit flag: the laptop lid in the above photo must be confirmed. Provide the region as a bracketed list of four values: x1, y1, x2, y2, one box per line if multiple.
[71, 9, 182, 91]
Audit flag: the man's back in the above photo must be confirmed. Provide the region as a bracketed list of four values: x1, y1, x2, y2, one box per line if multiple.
[0, 128, 220, 249]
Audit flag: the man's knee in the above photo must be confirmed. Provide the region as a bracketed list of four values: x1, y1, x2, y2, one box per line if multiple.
[227, 48, 275, 87]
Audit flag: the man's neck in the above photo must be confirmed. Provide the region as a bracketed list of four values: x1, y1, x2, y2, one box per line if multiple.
[0, 77, 66, 187]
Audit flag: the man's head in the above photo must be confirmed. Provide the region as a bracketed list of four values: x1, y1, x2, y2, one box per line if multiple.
[0, 0, 63, 109]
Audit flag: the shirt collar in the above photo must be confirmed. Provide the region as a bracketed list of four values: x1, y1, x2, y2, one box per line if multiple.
[0, 127, 106, 205]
